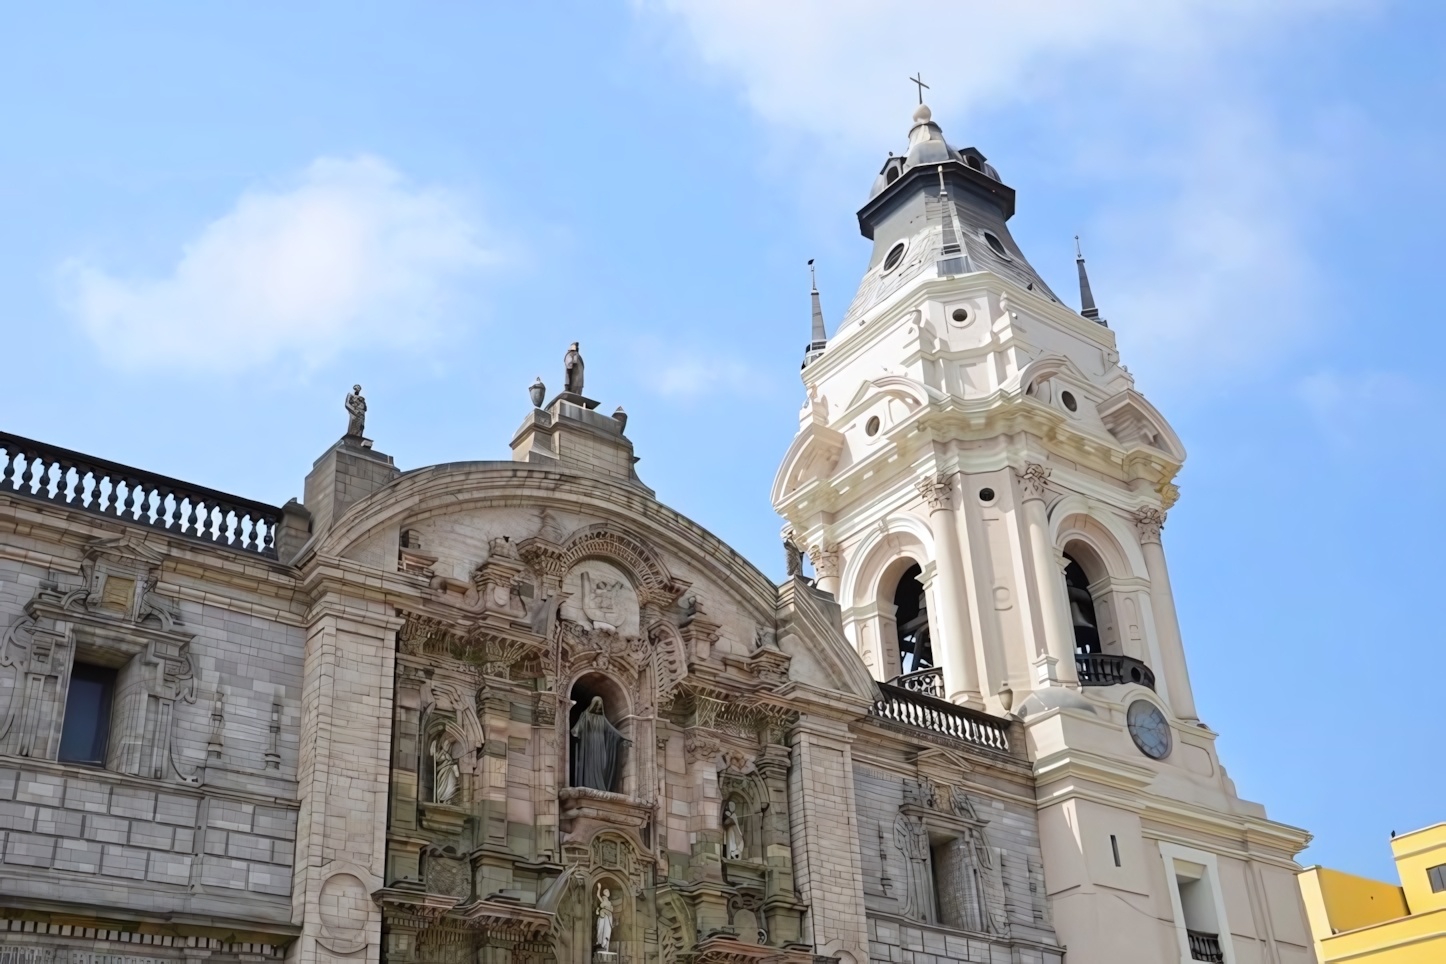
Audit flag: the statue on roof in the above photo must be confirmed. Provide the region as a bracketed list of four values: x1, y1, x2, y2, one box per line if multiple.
[564, 342, 585, 396]
[344, 385, 367, 438]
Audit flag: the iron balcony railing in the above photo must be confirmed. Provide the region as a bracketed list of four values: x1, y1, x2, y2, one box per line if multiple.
[871, 678, 1011, 753]
[0, 431, 282, 559]
[1187, 931, 1224, 963]
[1075, 652, 1156, 690]
[889, 665, 945, 699]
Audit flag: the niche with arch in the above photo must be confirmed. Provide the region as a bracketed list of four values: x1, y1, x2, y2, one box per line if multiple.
[568, 673, 634, 797]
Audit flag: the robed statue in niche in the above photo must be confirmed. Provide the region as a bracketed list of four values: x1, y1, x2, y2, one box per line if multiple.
[571, 696, 626, 792]
[595, 883, 614, 950]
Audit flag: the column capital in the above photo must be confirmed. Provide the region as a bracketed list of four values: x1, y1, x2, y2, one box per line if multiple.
[1016, 462, 1052, 501]
[914, 473, 954, 512]
[1134, 506, 1167, 544]
[806, 543, 841, 581]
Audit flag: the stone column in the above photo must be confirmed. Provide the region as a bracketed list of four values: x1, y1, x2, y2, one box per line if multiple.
[1134, 508, 1198, 721]
[915, 474, 982, 705]
[1017, 464, 1079, 688]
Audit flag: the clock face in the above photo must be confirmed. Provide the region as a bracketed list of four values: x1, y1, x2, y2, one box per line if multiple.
[1126, 699, 1172, 760]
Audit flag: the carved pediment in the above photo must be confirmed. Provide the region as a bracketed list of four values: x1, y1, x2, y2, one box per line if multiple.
[1098, 389, 1186, 460]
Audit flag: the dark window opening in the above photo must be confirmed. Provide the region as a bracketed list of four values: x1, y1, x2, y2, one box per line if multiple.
[983, 232, 1009, 258]
[1429, 863, 1446, 893]
[1111, 835, 1121, 867]
[883, 242, 906, 271]
[58, 663, 116, 766]
[1065, 555, 1101, 655]
[894, 564, 933, 674]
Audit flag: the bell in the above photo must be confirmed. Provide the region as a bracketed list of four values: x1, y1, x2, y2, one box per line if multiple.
[1068, 586, 1096, 629]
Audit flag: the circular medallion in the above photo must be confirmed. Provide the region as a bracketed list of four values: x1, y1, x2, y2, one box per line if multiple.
[1126, 699, 1172, 760]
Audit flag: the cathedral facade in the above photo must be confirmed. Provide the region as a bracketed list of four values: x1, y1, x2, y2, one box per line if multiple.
[0, 106, 1314, 964]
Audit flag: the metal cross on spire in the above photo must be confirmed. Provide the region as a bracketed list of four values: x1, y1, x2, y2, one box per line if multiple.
[909, 72, 929, 104]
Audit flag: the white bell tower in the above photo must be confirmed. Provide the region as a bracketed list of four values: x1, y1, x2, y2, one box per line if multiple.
[773, 104, 1317, 964]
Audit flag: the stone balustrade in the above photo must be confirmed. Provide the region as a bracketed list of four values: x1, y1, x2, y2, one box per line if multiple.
[0, 431, 282, 558]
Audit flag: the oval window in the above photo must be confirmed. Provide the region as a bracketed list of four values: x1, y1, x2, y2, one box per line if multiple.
[1061, 391, 1078, 412]
[951, 307, 969, 323]
[978, 487, 995, 503]
[883, 242, 906, 272]
[983, 232, 1009, 258]
[865, 416, 881, 437]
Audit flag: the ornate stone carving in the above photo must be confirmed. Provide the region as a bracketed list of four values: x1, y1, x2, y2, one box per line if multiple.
[683, 730, 721, 764]
[903, 776, 938, 809]
[894, 812, 937, 924]
[1017, 462, 1051, 501]
[915, 474, 953, 511]
[806, 543, 840, 581]
[1134, 506, 1166, 544]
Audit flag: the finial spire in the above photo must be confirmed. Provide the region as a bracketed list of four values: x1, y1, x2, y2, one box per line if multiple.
[1074, 235, 1106, 326]
[803, 259, 827, 368]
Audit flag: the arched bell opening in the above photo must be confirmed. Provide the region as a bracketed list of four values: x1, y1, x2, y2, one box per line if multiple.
[568, 673, 633, 795]
[1063, 554, 1101, 655]
[891, 562, 934, 676]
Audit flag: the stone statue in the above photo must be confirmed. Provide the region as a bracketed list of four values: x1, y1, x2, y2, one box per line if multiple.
[344, 385, 367, 438]
[431, 737, 460, 805]
[783, 531, 804, 578]
[595, 883, 614, 950]
[564, 342, 585, 396]
[723, 800, 745, 860]
[570, 696, 625, 792]
[894, 813, 938, 924]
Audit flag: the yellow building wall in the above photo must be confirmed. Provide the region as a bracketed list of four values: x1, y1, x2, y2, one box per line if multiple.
[1391, 823, 1446, 916]
[1317, 906, 1446, 963]
[1299, 822, 1446, 963]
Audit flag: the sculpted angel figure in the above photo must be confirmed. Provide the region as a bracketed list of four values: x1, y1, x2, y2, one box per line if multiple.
[344, 385, 367, 438]
[595, 883, 614, 950]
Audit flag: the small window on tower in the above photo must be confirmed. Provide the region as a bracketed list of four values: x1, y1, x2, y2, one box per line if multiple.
[883, 242, 906, 272]
[865, 416, 881, 437]
[983, 232, 1010, 259]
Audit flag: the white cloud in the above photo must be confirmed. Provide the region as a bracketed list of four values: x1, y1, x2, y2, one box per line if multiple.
[637, 0, 1374, 392]
[62, 156, 492, 373]
[640, 0, 1363, 140]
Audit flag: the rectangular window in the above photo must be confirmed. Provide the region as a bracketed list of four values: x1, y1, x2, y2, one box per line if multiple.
[1429, 863, 1446, 894]
[1111, 834, 1121, 867]
[58, 663, 116, 766]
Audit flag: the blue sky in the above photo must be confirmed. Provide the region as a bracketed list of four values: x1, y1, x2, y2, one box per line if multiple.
[1, 2, 1442, 881]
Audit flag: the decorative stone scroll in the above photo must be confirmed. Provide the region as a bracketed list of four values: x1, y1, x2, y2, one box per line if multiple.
[1017, 462, 1052, 501]
[915, 474, 954, 511]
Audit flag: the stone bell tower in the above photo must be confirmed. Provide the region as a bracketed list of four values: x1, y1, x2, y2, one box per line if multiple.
[773, 104, 1317, 963]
